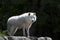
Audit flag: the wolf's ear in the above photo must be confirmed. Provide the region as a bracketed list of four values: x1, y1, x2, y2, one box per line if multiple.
[34, 13, 36, 15]
[28, 12, 30, 16]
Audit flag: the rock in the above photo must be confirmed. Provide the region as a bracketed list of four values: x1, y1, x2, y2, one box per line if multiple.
[8, 36, 31, 40]
[0, 36, 52, 40]
[38, 37, 45, 40]
[38, 37, 52, 40]
[0, 37, 5, 40]
[45, 37, 52, 40]
[7, 36, 37, 40]
[0, 36, 31, 40]
[29, 36, 37, 40]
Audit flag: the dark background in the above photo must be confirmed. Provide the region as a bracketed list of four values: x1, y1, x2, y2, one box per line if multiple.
[0, 0, 60, 40]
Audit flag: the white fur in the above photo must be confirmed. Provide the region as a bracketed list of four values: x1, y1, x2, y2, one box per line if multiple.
[7, 12, 37, 37]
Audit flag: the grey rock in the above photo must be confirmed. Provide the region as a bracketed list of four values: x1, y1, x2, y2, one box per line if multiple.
[29, 36, 37, 40]
[8, 36, 31, 40]
[38, 37, 52, 40]
[0, 36, 52, 40]
[0, 37, 5, 40]
[0, 36, 31, 40]
[38, 37, 45, 40]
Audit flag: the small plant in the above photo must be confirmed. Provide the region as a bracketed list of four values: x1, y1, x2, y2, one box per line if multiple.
[0, 30, 7, 37]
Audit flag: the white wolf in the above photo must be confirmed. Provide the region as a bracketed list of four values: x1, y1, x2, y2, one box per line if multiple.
[7, 12, 37, 37]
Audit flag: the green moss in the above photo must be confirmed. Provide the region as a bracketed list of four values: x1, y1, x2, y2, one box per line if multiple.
[0, 33, 6, 37]
[0, 31, 7, 37]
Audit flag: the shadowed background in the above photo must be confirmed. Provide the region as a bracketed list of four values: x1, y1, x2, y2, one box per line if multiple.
[0, 0, 60, 40]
